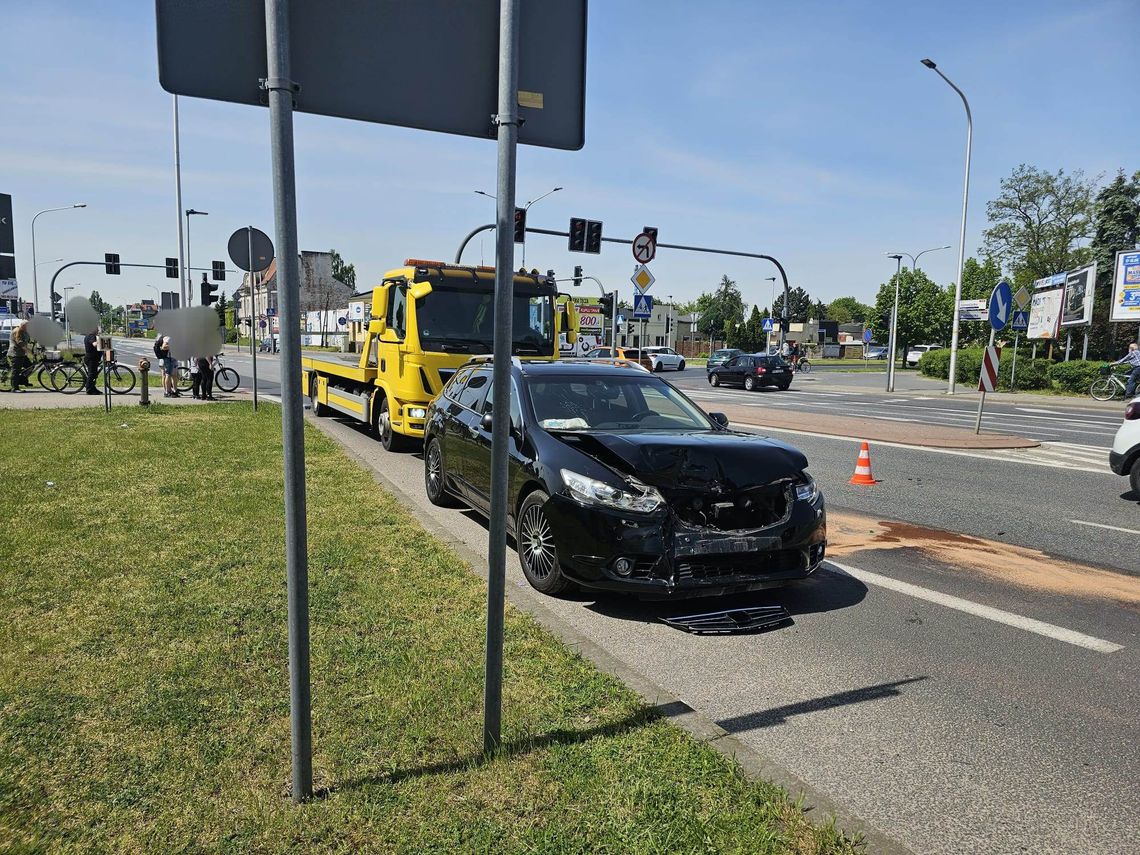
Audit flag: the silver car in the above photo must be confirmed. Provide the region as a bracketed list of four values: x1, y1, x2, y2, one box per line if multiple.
[642, 346, 686, 372]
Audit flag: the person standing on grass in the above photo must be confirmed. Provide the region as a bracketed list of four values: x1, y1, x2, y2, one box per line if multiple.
[1111, 342, 1140, 400]
[7, 320, 31, 392]
[83, 329, 103, 395]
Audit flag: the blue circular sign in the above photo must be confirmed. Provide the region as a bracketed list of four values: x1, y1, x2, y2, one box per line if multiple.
[337, 316, 347, 326]
[988, 280, 1012, 331]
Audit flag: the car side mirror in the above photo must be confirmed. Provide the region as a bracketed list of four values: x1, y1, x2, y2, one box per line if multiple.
[709, 411, 729, 428]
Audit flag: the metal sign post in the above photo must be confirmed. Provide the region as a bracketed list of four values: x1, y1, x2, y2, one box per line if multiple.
[976, 280, 1011, 433]
[263, 0, 312, 802]
[228, 226, 273, 411]
[483, 0, 522, 754]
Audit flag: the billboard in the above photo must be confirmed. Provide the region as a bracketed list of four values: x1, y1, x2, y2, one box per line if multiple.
[1027, 287, 1064, 339]
[1110, 250, 1140, 323]
[0, 193, 13, 255]
[576, 303, 603, 332]
[1061, 263, 1096, 327]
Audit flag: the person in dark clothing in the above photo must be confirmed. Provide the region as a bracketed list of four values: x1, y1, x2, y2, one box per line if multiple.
[7, 320, 31, 392]
[195, 355, 215, 401]
[83, 331, 103, 394]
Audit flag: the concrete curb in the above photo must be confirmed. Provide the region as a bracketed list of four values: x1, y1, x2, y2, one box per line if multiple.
[309, 414, 915, 855]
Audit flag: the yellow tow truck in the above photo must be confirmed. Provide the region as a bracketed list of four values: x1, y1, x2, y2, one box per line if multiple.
[302, 259, 577, 451]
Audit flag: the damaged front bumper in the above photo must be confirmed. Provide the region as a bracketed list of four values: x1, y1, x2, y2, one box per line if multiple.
[544, 491, 826, 598]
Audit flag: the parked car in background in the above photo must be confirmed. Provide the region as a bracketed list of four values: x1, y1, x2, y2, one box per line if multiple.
[642, 346, 685, 372]
[863, 344, 888, 360]
[584, 346, 653, 370]
[706, 348, 743, 371]
[423, 357, 826, 597]
[906, 344, 943, 367]
[1109, 397, 1140, 495]
[708, 353, 792, 391]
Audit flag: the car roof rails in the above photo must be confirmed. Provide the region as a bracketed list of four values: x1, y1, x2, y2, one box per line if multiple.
[561, 357, 651, 372]
[466, 355, 523, 368]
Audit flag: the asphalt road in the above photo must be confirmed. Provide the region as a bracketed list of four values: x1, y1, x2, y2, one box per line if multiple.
[308, 407, 1140, 855]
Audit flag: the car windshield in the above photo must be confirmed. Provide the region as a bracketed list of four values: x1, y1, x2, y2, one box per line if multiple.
[528, 374, 713, 432]
[416, 283, 555, 356]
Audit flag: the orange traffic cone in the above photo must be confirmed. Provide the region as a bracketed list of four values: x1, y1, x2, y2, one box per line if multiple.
[849, 441, 877, 485]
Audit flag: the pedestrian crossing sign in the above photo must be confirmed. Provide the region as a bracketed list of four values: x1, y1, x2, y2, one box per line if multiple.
[633, 293, 654, 319]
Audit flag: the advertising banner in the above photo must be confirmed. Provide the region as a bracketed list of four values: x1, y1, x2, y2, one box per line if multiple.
[1027, 287, 1064, 339]
[1110, 250, 1140, 322]
[958, 299, 986, 321]
[0, 193, 13, 255]
[576, 303, 603, 332]
[1033, 272, 1066, 290]
[1061, 263, 1096, 327]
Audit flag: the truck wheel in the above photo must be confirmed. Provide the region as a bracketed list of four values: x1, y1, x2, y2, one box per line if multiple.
[425, 438, 459, 507]
[375, 395, 413, 452]
[517, 490, 569, 595]
[309, 376, 328, 416]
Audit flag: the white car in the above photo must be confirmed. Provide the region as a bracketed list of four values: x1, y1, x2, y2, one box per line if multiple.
[641, 346, 686, 372]
[906, 344, 943, 367]
[1109, 397, 1140, 495]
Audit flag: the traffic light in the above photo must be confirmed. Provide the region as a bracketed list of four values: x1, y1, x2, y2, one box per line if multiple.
[165, 257, 179, 279]
[642, 226, 658, 243]
[585, 220, 603, 254]
[51, 291, 62, 319]
[573, 265, 583, 288]
[568, 217, 587, 252]
[513, 207, 526, 243]
[200, 272, 219, 306]
[599, 291, 614, 315]
[212, 260, 226, 281]
[104, 252, 121, 275]
[665, 315, 672, 334]
[779, 317, 791, 332]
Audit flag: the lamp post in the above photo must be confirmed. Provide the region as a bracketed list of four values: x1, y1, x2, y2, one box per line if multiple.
[31, 203, 86, 315]
[896, 244, 952, 274]
[886, 254, 903, 392]
[765, 276, 777, 352]
[185, 209, 208, 301]
[885, 245, 951, 385]
[63, 285, 76, 343]
[922, 58, 972, 395]
[474, 186, 562, 267]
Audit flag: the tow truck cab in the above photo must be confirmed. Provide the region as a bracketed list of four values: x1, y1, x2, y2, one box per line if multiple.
[302, 260, 578, 451]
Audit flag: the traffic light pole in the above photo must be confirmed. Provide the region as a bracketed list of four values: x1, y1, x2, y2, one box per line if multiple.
[47, 261, 235, 307]
[455, 225, 792, 349]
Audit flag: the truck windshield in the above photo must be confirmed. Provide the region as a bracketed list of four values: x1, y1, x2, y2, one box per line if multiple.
[416, 284, 555, 356]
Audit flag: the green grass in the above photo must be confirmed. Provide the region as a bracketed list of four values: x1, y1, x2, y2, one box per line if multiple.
[0, 405, 860, 855]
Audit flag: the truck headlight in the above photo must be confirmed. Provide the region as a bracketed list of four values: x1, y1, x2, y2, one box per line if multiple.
[795, 476, 819, 503]
[408, 407, 427, 419]
[561, 469, 664, 514]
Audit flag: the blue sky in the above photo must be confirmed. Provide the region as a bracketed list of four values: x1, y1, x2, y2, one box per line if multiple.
[2, 0, 1137, 312]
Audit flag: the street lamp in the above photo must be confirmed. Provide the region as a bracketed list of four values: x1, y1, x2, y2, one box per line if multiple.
[885, 254, 903, 392]
[765, 276, 777, 352]
[31, 203, 86, 315]
[922, 58, 973, 394]
[63, 285, 76, 343]
[474, 187, 563, 266]
[185, 208, 208, 300]
[895, 244, 952, 273]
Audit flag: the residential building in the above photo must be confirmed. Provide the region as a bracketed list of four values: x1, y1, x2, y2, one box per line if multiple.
[236, 250, 351, 337]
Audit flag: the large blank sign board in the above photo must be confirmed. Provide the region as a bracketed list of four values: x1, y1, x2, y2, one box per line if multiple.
[155, 0, 587, 150]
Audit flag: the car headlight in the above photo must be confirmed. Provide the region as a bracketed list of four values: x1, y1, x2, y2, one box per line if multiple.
[560, 469, 664, 514]
[408, 406, 427, 419]
[795, 476, 819, 503]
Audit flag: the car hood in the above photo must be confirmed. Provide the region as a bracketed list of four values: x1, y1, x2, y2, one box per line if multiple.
[556, 430, 808, 492]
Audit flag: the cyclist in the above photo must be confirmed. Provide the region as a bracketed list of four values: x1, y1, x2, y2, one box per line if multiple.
[1110, 342, 1140, 400]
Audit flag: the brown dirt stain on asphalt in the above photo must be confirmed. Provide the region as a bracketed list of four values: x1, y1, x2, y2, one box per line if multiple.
[827, 510, 1140, 607]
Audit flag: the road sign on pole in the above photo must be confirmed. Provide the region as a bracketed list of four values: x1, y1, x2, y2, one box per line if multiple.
[633, 293, 654, 318]
[1011, 310, 1029, 332]
[630, 263, 655, 293]
[975, 344, 1002, 433]
[632, 232, 656, 264]
[762, 317, 774, 333]
[958, 299, 986, 321]
[988, 280, 1012, 331]
[863, 328, 873, 344]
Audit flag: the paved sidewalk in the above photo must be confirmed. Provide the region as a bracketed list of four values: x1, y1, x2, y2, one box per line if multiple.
[715, 402, 1038, 449]
[0, 387, 255, 409]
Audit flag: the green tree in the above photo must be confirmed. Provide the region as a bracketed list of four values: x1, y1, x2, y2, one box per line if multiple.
[954, 257, 1003, 346]
[873, 269, 952, 360]
[215, 293, 229, 327]
[742, 305, 764, 352]
[694, 275, 745, 338]
[1088, 169, 1140, 357]
[88, 290, 109, 315]
[981, 164, 1096, 283]
[330, 249, 356, 291]
[772, 286, 813, 320]
[825, 296, 874, 324]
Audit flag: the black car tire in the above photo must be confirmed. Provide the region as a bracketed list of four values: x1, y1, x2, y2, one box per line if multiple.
[709, 373, 720, 387]
[425, 438, 459, 507]
[678, 359, 686, 371]
[517, 490, 569, 595]
[777, 382, 790, 391]
[1131, 458, 1140, 497]
[375, 395, 414, 452]
[744, 375, 757, 391]
[653, 360, 663, 372]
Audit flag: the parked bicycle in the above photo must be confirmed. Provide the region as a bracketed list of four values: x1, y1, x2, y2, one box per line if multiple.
[53, 359, 138, 395]
[1090, 366, 1131, 401]
[176, 354, 240, 394]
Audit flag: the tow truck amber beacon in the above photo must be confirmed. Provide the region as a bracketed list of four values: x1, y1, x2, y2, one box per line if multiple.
[302, 259, 580, 450]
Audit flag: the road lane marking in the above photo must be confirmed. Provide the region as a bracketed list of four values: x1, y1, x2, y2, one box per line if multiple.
[1069, 519, 1140, 536]
[827, 560, 1124, 654]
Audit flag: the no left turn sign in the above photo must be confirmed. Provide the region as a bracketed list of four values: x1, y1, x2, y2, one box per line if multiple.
[632, 232, 656, 264]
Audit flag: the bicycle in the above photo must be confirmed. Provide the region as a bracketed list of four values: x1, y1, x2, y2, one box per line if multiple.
[53, 359, 138, 395]
[177, 355, 240, 394]
[1089, 366, 1132, 401]
[795, 358, 812, 374]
